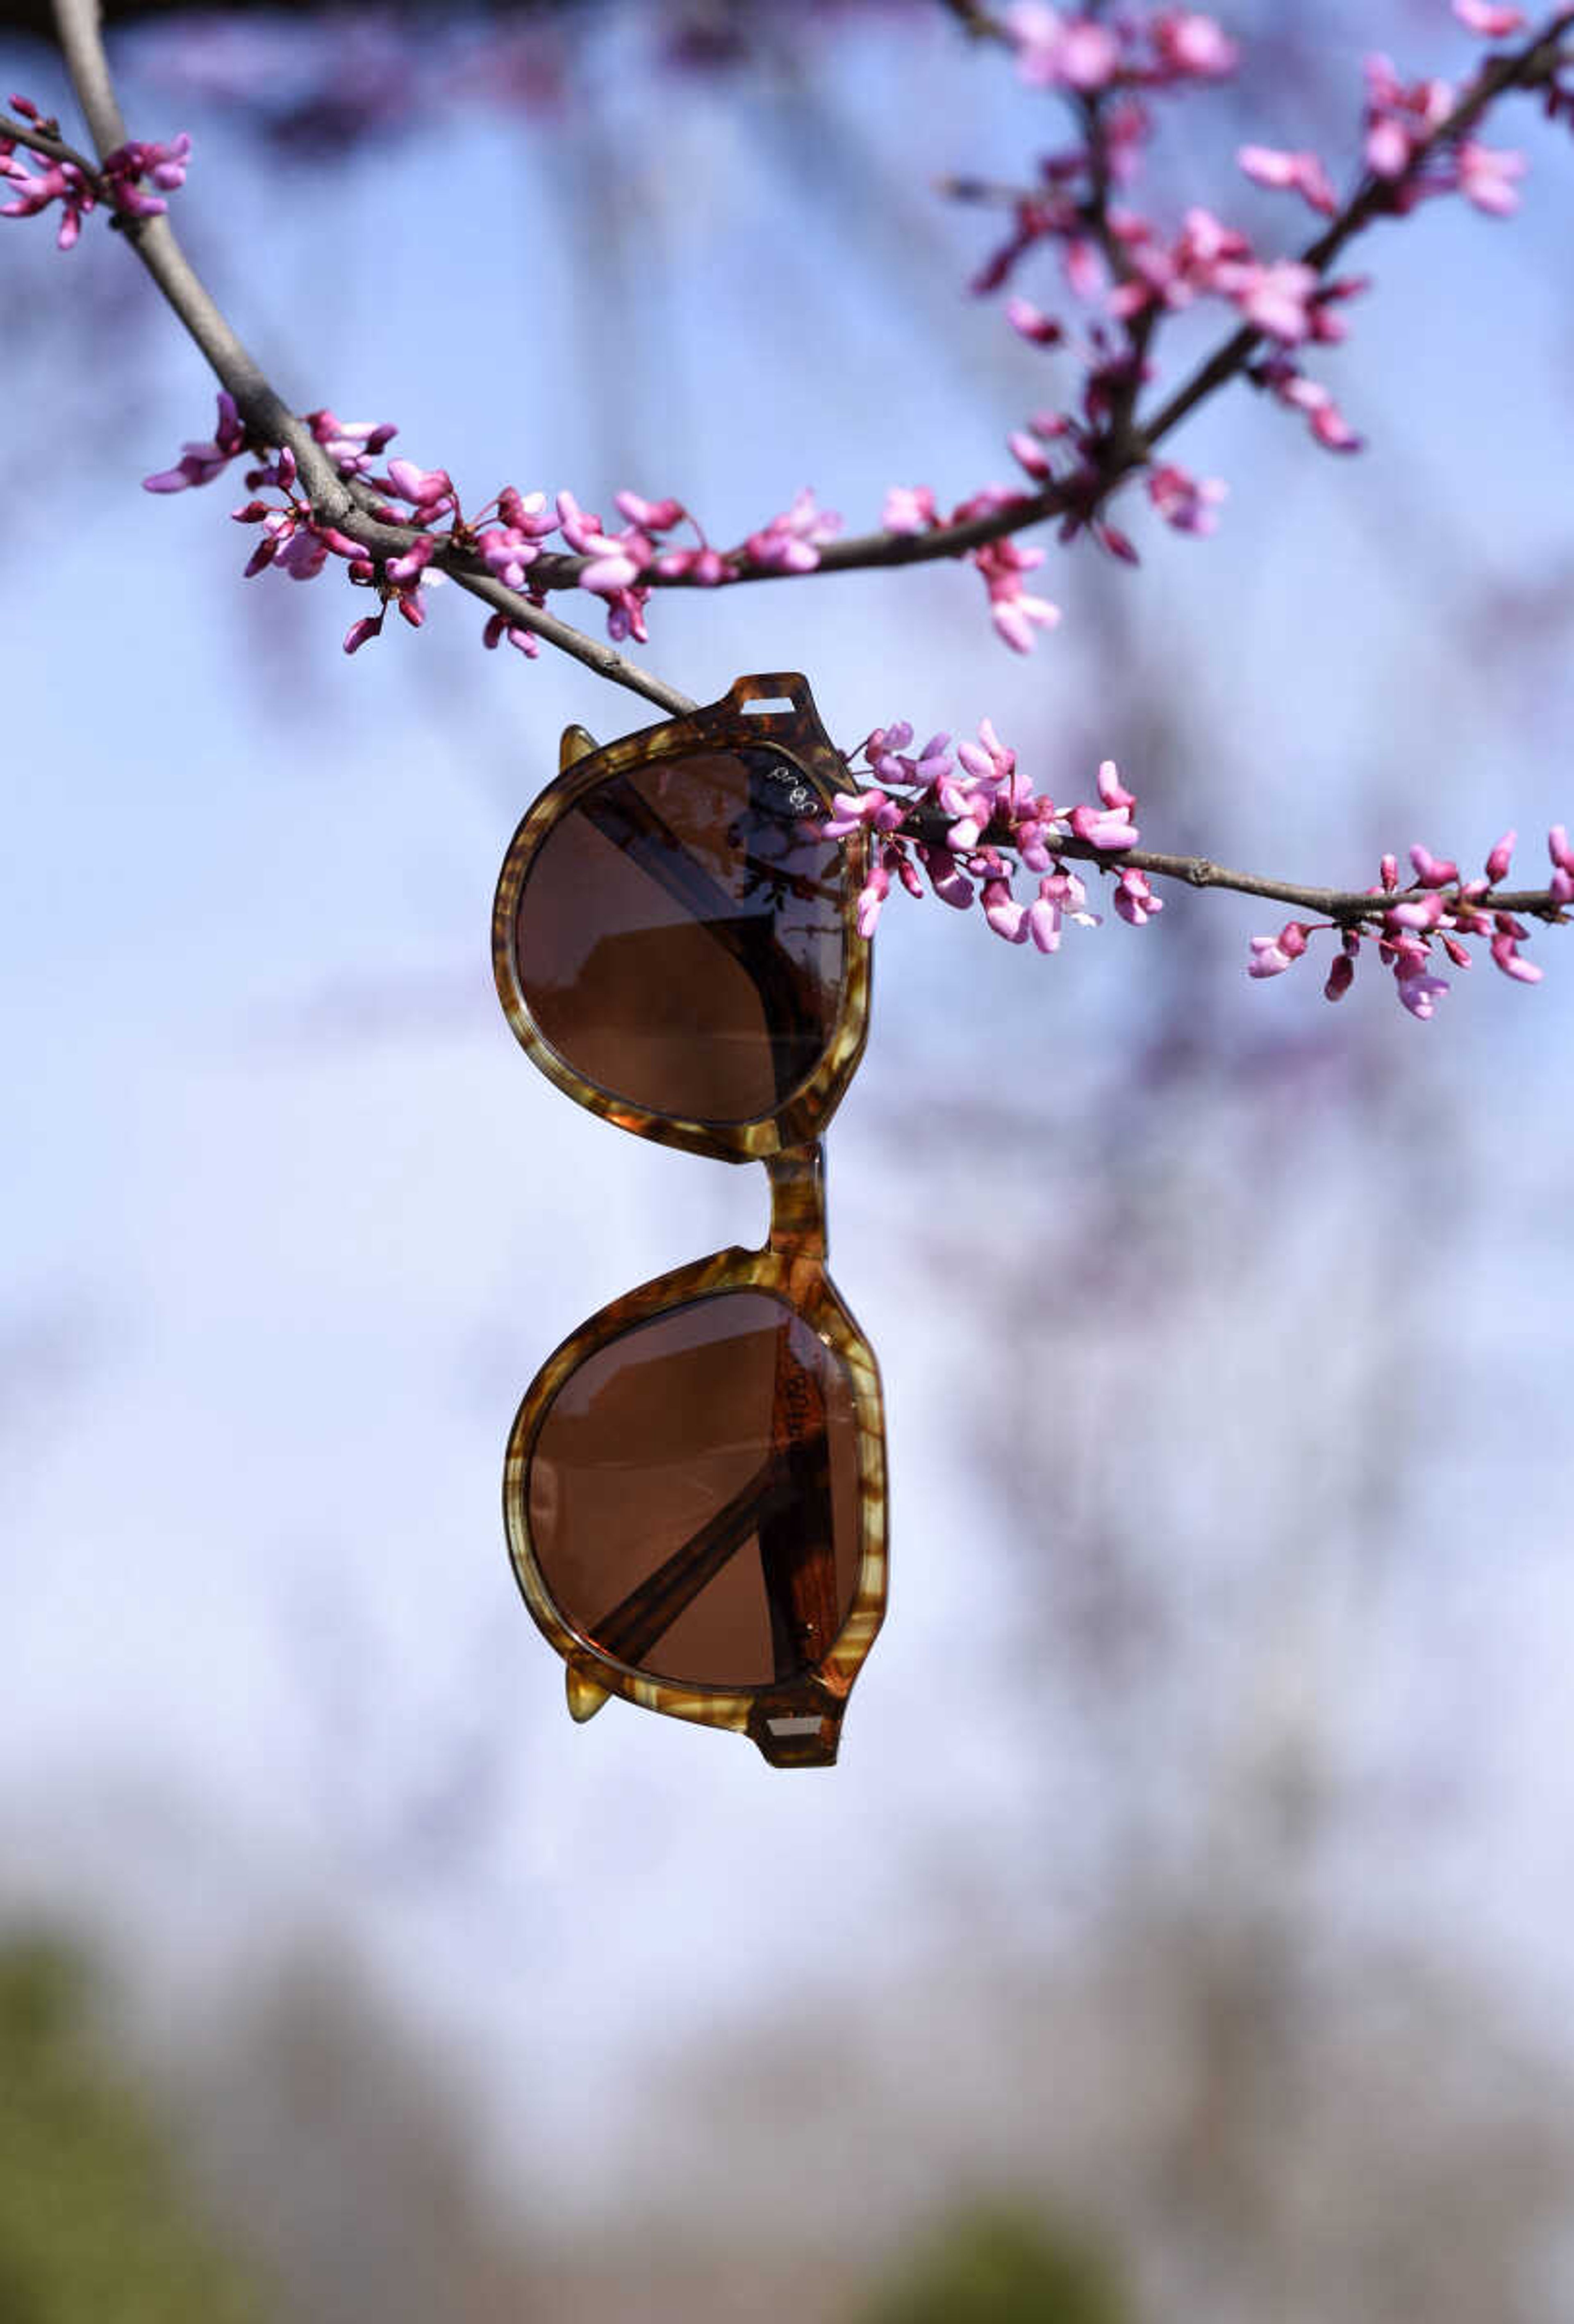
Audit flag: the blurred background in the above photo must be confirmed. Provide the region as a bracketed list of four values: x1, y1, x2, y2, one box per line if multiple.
[4, 1, 1574, 2316]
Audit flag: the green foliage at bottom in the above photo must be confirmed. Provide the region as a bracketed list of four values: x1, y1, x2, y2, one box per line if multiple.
[0, 1934, 262, 2324]
[855, 2200, 1130, 2324]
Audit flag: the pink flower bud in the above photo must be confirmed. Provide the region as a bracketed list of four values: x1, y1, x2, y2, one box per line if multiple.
[1096, 759, 1136, 811]
[1410, 844, 1459, 888]
[922, 848, 974, 909]
[614, 491, 684, 530]
[1485, 830, 1516, 883]
[1396, 971, 1449, 1020]
[856, 866, 890, 939]
[1067, 804, 1137, 850]
[1453, 0, 1526, 29]
[1387, 894, 1444, 932]
[1366, 118, 1413, 178]
[1004, 297, 1063, 347]
[1324, 952, 1355, 1002]
[1490, 932, 1542, 982]
[1248, 934, 1295, 978]
[1026, 893, 1063, 952]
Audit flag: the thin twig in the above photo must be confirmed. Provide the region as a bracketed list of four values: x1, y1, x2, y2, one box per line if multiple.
[899, 804, 1569, 924]
[46, 0, 699, 717]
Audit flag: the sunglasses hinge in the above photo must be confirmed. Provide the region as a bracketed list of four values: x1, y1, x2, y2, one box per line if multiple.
[766, 1141, 828, 1261]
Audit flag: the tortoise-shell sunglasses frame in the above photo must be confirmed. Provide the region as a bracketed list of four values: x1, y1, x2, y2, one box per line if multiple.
[491, 673, 887, 1768]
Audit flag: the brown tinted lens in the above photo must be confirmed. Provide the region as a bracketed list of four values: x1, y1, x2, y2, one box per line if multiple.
[527, 1290, 862, 1688]
[513, 748, 847, 1125]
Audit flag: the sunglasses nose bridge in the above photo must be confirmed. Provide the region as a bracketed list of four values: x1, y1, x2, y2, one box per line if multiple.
[766, 1141, 828, 1261]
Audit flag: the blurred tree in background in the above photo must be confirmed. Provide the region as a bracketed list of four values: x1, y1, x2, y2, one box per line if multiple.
[0, 1934, 262, 2324]
[857, 2203, 1128, 2324]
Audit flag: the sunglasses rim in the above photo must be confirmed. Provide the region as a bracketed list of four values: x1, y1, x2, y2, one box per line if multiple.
[491, 672, 874, 1164]
[503, 1245, 888, 1748]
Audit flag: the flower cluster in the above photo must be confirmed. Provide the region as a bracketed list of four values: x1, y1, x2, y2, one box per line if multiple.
[825, 717, 1151, 952]
[140, 392, 855, 658]
[1247, 830, 1574, 1018]
[1, 93, 189, 248]
[937, 0, 1566, 602]
[1004, 7, 1240, 95]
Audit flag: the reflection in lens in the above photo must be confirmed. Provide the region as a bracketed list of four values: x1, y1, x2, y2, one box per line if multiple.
[527, 1290, 862, 1688]
[512, 748, 847, 1124]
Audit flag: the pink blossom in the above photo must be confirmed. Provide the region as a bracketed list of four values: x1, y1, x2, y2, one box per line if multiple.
[1, 151, 91, 246]
[1151, 11, 1239, 78]
[1453, 1, 1526, 33]
[1026, 888, 1063, 952]
[1410, 843, 1460, 888]
[1008, 429, 1052, 482]
[1006, 6, 1122, 92]
[1004, 296, 1062, 348]
[343, 613, 384, 655]
[1257, 360, 1364, 452]
[655, 542, 729, 584]
[613, 490, 684, 531]
[1238, 144, 1338, 217]
[743, 487, 842, 573]
[1456, 140, 1526, 215]
[498, 485, 559, 540]
[981, 876, 1028, 943]
[1178, 206, 1250, 272]
[1096, 758, 1136, 811]
[308, 410, 398, 473]
[1218, 257, 1320, 343]
[1324, 952, 1356, 1002]
[1397, 970, 1449, 1019]
[386, 458, 454, 513]
[602, 585, 651, 645]
[1490, 930, 1542, 982]
[143, 390, 247, 490]
[1147, 463, 1226, 535]
[922, 846, 976, 909]
[477, 521, 544, 590]
[1113, 867, 1162, 926]
[1248, 933, 1299, 978]
[1067, 802, 1137, 850]
[1365, 116, 1413, 178]
[1485, 829, 1516, 883]
[856, 863, 891, 939]
[101, 131, 191, 217]
[1385, 892, 1444, 933]
[482, 613, 541, 658]
[881, 484, 937, 534]
[580, 544, 646, 593]
[384, 533, 435, 589]
[972, 537, 1060, 653]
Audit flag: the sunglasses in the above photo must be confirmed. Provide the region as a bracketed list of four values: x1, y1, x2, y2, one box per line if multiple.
[491, 673, 888, 1768]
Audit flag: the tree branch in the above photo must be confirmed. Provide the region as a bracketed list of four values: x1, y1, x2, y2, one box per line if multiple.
[46, 0, 700, 718]
[523, 5, 1574, 599]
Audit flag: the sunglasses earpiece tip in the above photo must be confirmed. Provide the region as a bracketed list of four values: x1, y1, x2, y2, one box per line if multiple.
[558, 723, 599, 774]
[565, 1663, 611, 1722]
